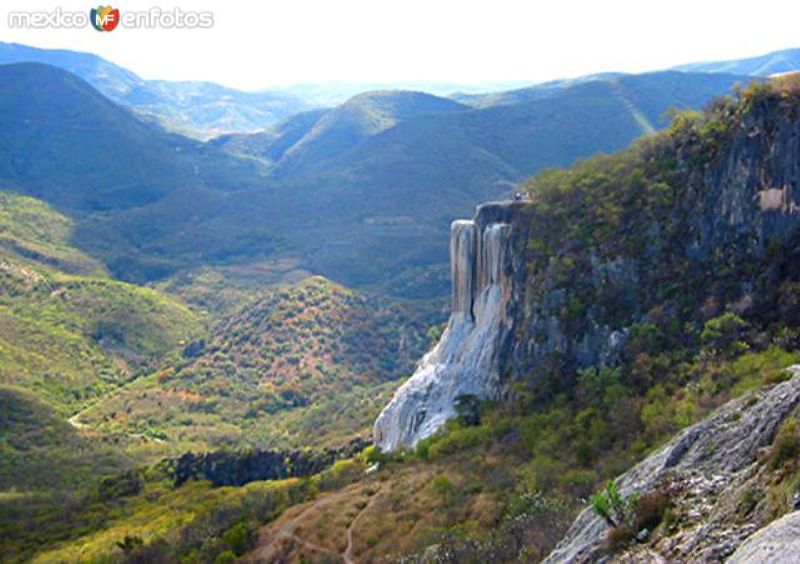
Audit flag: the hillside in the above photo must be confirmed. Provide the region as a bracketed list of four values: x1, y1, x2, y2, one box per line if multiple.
[208, 109, 329, 164]
[674, 47, 800, 76]
[0, 192, 200, 414]
[0, 62, 288, 283]
[0, 42, 313, 137]
[272, 90, 467, 172]
[0, 191, 199, 514]
[0, 386, 130, 492]
[75, 276, 438, 453]
[0, 63, 270, 209]
[221, 70, 752, 297]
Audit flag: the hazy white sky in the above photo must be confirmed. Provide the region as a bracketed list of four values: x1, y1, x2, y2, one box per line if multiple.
[0, 0, 797, 90]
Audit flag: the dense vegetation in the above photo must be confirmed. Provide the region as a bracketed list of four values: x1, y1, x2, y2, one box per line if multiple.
[0, 193, 200, 414]
[76, 276, 438, 455]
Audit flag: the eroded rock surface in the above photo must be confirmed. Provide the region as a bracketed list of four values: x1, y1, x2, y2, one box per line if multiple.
[728, 510, 800, 563]
[545, 366, 800, 563]
[373, 204, 518, 451]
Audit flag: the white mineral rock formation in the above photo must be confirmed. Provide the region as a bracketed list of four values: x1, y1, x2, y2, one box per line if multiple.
[373, 219, 512, 451]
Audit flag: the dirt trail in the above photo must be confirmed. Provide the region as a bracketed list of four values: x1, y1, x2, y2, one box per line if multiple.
[248, 483, 383, 564]
[67, 413, 87, 429]
[67, 413, 165, 443]
[249, 497, 340, 562]
[342, 486, 381, 564]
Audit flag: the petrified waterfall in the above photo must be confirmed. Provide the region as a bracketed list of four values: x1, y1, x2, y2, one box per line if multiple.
[373, 218, 512, 451]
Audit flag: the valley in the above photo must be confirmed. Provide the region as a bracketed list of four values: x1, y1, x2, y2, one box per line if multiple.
[1, 37, 800, 564]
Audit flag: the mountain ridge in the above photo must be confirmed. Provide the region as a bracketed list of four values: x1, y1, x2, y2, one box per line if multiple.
[0, 42, 313, 137]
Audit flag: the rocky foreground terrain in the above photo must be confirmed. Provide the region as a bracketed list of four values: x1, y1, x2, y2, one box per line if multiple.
[546, 366, 800, 563]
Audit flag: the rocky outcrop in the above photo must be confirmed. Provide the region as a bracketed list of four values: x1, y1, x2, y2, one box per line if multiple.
[544, 366, 800, 563]
[170, 438, 369, 487]
[373, 202, 529, 451]
[728, 511, 800, 563]
[505, 94, 800, 382]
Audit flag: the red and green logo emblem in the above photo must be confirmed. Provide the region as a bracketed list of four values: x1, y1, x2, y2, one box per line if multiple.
[90, 6, 119, 32]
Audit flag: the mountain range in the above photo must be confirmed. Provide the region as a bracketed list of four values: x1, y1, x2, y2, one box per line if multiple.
[0, 51, 766, 297]
[0, 42, 313, 138]
[2, 43, 800, 563]
[672, 46, 800, 76]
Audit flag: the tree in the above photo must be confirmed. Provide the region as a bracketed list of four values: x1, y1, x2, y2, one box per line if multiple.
[115, 534, 144, 554]
[701, 313, 748, 356]
[454, 394, 482, 426]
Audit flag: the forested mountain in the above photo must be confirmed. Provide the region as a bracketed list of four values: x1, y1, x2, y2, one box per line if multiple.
[673, 47, 800, 76]
[0, 42, 313, 137]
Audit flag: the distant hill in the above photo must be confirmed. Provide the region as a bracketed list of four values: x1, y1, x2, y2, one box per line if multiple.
[0, 42, 312, 137]
[0, 63, 286, 281]
[274, 90, 467, 173]
[450, 73, 623, 108]
[271, 80, 534, 107]
[210, 90, 468, 171]
[209, 109, 329, 164]
[0, 63, 271, 209]
[454, 47, 800, 109]
[672, 47, 800, 76]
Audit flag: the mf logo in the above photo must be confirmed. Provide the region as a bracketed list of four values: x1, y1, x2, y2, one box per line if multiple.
[90, 5, 119, 31]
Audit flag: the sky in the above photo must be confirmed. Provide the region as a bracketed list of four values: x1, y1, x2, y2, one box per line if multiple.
[0, 0, 797, 91]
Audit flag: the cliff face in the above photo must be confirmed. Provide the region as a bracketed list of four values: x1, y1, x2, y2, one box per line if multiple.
[373, 202, 529, 451]
[375, 81, 800, 454]
[504, 88, 800, 383]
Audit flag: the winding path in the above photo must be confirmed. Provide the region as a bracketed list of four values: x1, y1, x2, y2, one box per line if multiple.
[67, 413, 165, 443]
[249, 498, 340, 562]
[342, 486, 382, 564]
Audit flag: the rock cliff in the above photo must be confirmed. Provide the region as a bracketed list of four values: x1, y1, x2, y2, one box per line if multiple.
[544, 366, 800, 563]
[373, 202, 529, 451]
[375, 82, 800, 452]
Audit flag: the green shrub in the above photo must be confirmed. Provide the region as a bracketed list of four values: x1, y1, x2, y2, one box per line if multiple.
[316, 458, 362, 491]
[221, 522, 253, 556]
[415, 439, 431, 460]
[428, 425, 492, 459]
[590, 480, 671, 552]
[590, 481, 635, 528]
[769, 418, 800, 470]
[430, 475, 455, 498]
[701, 313, 748, 356]
[361, 445, 386, 465]
[214, 550, 237, 563]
